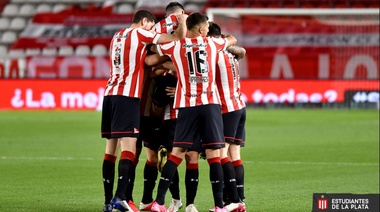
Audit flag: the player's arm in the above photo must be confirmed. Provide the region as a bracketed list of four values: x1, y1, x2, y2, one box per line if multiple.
[145, 53, 170, 66]
[150, 65, 167, 78]
[227, 45, 246, 61]
[156, 14, 188, 43]
[223, 34, 237, 47]
[162, 61, 176, 71]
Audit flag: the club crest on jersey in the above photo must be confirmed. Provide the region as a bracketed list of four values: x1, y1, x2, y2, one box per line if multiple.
[113, 46, 121, 66]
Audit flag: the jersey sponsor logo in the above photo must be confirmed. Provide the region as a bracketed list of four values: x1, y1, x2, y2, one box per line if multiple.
[185, 91, 214, 97]
[229, 95, 242, 100]
[189, 76, 209, 83]
[182, 43, 207, 48]
[163, 22, 178, 27]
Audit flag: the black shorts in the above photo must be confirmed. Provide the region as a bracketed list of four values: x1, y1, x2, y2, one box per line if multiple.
[101, 96, 140, 138]
[136, 137, 143, 148]
[163, 119, 202, 152]
[174, 104, 225, 150]
[140, 116, 166, 151]
[222, 108, 246, 147]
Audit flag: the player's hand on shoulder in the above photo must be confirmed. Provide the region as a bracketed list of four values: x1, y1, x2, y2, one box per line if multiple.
[176, 14, 188, 23]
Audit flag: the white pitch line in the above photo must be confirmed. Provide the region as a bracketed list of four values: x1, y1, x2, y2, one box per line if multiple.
[1, 156, 378, 167]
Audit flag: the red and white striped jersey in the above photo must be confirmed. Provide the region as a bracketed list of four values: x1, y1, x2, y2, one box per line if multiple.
[163, 101, 178, 120]
[153, 14, 179, 34]
[157, 36, 228, 108]
[104, 28, 161, 98]
[153, 14, 179, 118]
[216, 50, 246, 113]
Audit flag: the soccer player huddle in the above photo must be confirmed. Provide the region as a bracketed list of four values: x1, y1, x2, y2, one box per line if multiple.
[100, 2, 247, 212]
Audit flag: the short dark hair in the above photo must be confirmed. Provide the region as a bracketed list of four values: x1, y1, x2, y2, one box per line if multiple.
[132, 10, 156, 24]
[165, 1, 184, 14]
[186, 12, 208, 31]
[207, 21, 221, 37]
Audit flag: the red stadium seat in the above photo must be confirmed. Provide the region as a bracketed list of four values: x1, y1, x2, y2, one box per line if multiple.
[217, 2, 230, 8]
[267, 2, 283, 8]
[233, 1, 249, 8]
[350, 3, 367, 8]
[0, 0, 10, 13]
[251, 2, 266, 8]
[317, 3, 332, 8]
[283, 1, 299, 8]
[368, 2, 380, 8]
[299, 2, 316, 8]
[201, 2, 213, 12]
[335, 3, 349, 8]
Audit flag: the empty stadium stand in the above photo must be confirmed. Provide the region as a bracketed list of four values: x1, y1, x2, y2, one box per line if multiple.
[0, 0, 379, 59]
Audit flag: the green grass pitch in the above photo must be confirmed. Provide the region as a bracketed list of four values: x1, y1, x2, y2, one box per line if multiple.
[0, 109, 378, 211]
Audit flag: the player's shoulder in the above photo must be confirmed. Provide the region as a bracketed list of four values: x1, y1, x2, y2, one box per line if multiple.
[152, 20, 164, 33]
[155, 14, 178, 26]
[135, 27, 157, 35]
[168, 14, 178, 20]
[165, 14, 178, 21]
[208, 36, 224, 41]
[115, 27, 131, 34]
[208, 36, 227, 45]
